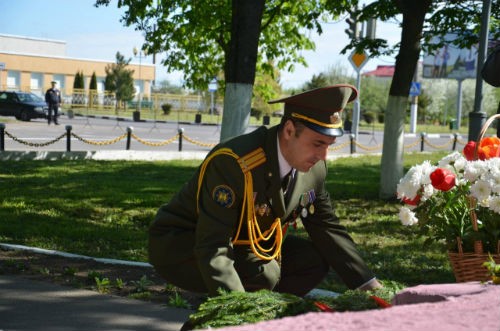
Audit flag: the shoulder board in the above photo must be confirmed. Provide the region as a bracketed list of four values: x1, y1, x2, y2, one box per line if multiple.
[237, 147, 266, 173]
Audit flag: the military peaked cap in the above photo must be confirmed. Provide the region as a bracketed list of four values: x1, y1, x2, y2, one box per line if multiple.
[268, 84, 357, 137]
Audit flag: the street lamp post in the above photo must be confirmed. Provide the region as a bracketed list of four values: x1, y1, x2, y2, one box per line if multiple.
[208, 78, 217, 115]
[469, 0, 491, 141]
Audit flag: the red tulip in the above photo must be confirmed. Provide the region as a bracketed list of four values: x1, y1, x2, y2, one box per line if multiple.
[430, 168, 456, 191]
[403, 195, 421, 206]
[463, 141, 477, 161]
[463, 137, 500, 160]
[480, 137, 500, 159]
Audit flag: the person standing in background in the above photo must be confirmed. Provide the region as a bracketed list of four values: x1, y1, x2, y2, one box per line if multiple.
[45, 81, 61, 125]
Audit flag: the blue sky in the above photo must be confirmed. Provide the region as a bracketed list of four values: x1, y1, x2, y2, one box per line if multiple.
[0, 0, 400, 89]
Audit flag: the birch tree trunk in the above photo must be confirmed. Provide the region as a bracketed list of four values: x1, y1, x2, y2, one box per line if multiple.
[220, 0, 265, 141]
[379, 0, 432, 199]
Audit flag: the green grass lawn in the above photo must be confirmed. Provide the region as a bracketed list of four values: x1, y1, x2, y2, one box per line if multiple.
[0, 151, 456, 291]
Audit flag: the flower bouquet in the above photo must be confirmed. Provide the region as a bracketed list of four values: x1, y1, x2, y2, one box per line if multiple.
[397, 114, 500, 282]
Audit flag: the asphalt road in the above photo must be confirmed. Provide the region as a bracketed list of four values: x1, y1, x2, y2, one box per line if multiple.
[0, 115, 464, 156]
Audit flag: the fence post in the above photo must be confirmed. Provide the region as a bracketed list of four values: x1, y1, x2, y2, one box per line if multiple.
[350, 134, 355, 154]
[452, 133, 458, 151]
[420, 132, 426, 152]
[178, 128, 184, 152]
[126, 127, 133, 150]
[0, 123, 5, 151]
[65, 125, 72, 152]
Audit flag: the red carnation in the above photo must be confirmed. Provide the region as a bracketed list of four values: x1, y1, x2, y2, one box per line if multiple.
[430, 168, 456, 191]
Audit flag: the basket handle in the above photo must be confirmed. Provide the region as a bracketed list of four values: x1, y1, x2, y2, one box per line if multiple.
[473, 113, 500, 160]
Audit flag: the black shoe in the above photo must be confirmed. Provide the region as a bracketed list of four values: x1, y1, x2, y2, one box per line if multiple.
[55, 122, 59, 125]
[180, 319, 194, 331]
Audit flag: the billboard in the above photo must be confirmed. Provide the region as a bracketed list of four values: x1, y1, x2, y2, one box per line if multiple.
[422, 33, 479, 80]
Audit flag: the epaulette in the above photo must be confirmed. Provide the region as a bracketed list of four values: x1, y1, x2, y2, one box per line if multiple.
[237, 147, 266, 173]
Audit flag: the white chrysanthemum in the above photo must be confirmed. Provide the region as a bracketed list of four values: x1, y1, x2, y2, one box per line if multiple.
[421, 184, 435, 200]
[489, 195, 500, 214]
[419, 161, 435, 185]
[397, 180, 418, 200]
[487, 158, 500, 172]
[484, 162, 500, 194]
[464, 160, 487, 183]
[470, 179, 492, 202]
[438, 151, 463, 168]
[398, 167, 421, 198]
[453, 156, 468, 173]
[399, 207, 418, 226]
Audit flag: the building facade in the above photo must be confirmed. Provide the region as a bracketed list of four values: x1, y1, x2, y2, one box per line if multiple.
[0, 34, 155, 100]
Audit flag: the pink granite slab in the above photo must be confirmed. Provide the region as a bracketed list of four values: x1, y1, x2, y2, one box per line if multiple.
[212, 283, 500, 331]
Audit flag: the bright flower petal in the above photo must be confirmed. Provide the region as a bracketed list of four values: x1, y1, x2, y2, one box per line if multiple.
[399, 207, 418, 226]
[430, 168, 456, 191]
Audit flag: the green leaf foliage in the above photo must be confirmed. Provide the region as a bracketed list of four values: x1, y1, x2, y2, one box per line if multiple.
[343, 0, 500, 57]
[187, 289, 312, 329]
[105, 52, 135, 105]
[186, 283, 403, 330]
[94, 0, 340, 90]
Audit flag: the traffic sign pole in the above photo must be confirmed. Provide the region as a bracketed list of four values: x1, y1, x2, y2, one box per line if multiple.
[409, 82, 421, 134]
[348, 51, 369, 151]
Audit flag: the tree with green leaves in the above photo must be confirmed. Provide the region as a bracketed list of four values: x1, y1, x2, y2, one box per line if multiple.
[89, 72, 97, 90]
[72, 70, 86, 105]
[104, 52, 135, 111]
[93, 0, 345, 140]
[89, 71, 98, 107]
[342, 0, 500, 199]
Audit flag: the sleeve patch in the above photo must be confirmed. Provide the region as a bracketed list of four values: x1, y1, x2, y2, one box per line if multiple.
[212, 185, 235, 208]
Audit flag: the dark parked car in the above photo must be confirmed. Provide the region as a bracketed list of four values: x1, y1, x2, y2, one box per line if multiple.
[0, 91, 48, 121]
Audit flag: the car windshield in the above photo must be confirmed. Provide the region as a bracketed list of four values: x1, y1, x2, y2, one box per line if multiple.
[18, 93, 44, 103]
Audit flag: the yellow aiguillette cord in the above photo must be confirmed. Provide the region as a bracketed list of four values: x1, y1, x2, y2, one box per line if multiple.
[196, 148, 282, 261]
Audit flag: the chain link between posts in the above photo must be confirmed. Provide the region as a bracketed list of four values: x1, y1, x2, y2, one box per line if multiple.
[4, 131, 67, 147]
[328, 140, 350, 151]
[71, 132, 128, 145]
[131, 133, 179, 146]
[182, 134, 218, 148]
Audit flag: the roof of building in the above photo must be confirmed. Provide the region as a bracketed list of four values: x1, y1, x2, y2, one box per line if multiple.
[363, 65, 395, 77]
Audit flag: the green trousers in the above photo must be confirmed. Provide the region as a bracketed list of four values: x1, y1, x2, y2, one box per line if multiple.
[151, 234, 329, 297]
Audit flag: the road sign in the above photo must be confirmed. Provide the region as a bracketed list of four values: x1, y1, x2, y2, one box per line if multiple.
[409, 82, 421, 96]
[0, 62, 5, 70]
[208, 78, 217, 92]
[348, 50, 369, 71]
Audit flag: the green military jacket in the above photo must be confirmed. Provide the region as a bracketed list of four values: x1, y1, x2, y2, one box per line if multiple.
[149, 125, 374, 294]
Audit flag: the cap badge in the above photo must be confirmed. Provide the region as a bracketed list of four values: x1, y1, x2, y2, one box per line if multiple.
[330, 112, 342, 125]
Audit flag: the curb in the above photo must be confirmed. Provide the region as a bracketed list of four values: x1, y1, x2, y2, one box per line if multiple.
[0, 243, 152, 268]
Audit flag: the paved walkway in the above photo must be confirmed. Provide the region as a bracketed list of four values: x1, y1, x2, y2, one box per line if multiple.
[0, 275, 191, 331]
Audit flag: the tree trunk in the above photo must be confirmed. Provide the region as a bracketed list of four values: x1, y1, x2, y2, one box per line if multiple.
[220, 0, 265, 142]
[379, 96, 407, 199]
[379, 0, 431, 199]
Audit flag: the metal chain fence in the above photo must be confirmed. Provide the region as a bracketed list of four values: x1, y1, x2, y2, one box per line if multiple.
[0, 123, 469, 154]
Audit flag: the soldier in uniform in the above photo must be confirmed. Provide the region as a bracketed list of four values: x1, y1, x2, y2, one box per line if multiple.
[45, 81, 61, 125]
[149, 84, 382, 297]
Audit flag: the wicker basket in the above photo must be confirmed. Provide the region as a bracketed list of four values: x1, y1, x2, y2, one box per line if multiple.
[448, 240, 500, 282]
[448, 114, 500, 283]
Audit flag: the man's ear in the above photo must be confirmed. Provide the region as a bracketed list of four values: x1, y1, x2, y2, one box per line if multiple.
[282, 119, 295, 140]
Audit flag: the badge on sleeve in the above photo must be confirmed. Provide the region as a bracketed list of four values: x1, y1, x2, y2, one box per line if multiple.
[212, 185, 235, 208]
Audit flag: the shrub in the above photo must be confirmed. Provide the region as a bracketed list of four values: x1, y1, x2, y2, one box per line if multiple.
[161, 103, 172, 115]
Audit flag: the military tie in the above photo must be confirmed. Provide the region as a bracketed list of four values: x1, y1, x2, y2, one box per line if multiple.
[282, 169, 295, 203]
